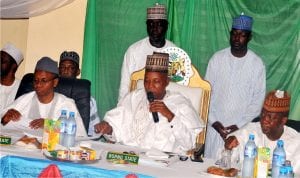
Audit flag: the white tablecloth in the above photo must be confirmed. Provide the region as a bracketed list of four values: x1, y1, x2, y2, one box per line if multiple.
[0, 129, 225, 178]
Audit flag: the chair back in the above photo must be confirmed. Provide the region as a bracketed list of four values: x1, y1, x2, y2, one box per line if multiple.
[15, 73, 91, 132]
[130, 65, 211, 145]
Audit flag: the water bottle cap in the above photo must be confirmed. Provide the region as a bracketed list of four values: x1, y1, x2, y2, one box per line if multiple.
[277, 140, 284, 147]
[69, 111, 75, 117]
[279, 166, 287, 174]
[249, 134, 255, 140]
[61, 110, 67, 115]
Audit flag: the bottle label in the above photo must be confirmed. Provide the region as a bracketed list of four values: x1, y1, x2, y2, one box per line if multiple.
[60, 122, 66, 133]
[66, 124, 77, 134]
[272, 154, 285, 166]
[244, 146, 257, 158]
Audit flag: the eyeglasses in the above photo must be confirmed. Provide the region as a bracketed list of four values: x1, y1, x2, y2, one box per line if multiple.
[33, 78, 56, 85]
[261, 111, 282, 123]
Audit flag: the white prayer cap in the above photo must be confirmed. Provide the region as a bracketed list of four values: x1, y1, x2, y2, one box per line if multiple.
[1, 43, 24, 65]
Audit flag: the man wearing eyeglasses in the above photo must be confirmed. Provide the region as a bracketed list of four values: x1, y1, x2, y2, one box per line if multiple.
[224, 90, 300, 175]
[1, 57, 87, 137]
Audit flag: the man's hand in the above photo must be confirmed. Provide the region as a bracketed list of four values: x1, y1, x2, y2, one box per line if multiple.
[225, 125, 239, 135]
[94, 121, 113, 135]
[149, 100, 174, 122]
[29, 118, 44, 129]
[212, 121, 228, 140]
[225, 136, 239, 150]
[1, 109, 21, 125]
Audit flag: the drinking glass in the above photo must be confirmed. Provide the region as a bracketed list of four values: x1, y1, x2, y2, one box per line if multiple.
[215, 149, 232, 169]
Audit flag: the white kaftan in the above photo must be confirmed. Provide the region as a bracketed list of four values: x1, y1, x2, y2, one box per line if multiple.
[105, 89, 203, 154]
[228, 122, 300, 175]
[0, 79, 20, 113]
[205, 47, 266, 158]
[1, 91, 87, 137]
[118, 37, 176, 101]
[88, 96, 101, 136]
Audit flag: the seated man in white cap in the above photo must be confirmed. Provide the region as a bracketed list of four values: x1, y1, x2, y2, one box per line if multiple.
[95, 52, 203, 154]
[205, 13, 266, 158]
[118, 3, 176, 101]
[0, 43, 24, 113]
[1, 57, 87, 137]
[224, 90, 300, 175]
[59, 51, 101, 136]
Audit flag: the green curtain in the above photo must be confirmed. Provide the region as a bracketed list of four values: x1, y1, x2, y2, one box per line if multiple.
[82, 0, 300, 121]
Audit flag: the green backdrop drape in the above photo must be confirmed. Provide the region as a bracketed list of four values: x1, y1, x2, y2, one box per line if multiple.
[82, 0, 300, 121]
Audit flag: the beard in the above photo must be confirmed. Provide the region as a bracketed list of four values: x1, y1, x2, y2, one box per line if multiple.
[260, 122, 271, 134]
[230, 41, 248, 52]
[261, 125, 270, 134]
[149, 33, 165, 42]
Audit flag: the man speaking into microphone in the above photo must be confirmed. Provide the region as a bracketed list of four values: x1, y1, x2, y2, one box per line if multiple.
[94, 52, 203, 154]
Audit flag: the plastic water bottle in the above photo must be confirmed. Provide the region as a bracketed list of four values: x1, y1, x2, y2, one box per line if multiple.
[278, 166, 288, 178]
[57, 110, 67, 145]
[64, 111, 77, 147]
[272, 140, 286, 178]
[242, 134, 257, 178]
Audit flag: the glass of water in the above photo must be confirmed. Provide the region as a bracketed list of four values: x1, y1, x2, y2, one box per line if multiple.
[215, 149, 232, 169]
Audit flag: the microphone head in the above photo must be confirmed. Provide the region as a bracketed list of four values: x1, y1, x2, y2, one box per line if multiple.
[147, 91, 155, 102]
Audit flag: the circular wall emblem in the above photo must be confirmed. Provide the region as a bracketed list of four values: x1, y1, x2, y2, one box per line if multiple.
[162, 47, 193, 86]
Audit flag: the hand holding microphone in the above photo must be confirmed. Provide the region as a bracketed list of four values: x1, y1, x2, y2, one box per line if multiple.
[147, 91, 175, 123]
[147, 92, 159, 123]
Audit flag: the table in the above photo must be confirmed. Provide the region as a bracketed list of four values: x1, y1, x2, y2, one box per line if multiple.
[0, 130, 224, 178]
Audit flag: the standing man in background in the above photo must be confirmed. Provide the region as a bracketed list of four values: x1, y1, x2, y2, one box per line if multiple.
[0, 43, 24, 113]
[59, 51, 101, 136]
[204, 14, 266, 158]
[118, 3, 176, 101]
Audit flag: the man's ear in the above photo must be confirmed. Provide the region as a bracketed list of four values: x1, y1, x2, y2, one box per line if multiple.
[11, 63, 18, 73]
[76, 68, 81, 77]
[281, 116, 288, 126]
[166, 76, 170, 86]
[53, 78, 59, 87]
[247, 33, 252, 42]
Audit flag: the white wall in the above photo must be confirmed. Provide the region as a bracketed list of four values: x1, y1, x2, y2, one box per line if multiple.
[0, 0, 87, 79]
[0, 19, 29, 78]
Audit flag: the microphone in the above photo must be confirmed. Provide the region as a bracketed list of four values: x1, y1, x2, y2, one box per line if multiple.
[146, 92, 159, 123]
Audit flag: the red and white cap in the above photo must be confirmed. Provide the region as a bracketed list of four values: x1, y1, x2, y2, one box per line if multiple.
[147, 3, 167, 20]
